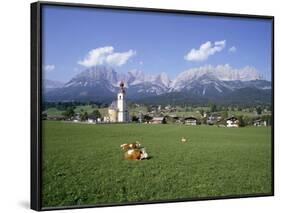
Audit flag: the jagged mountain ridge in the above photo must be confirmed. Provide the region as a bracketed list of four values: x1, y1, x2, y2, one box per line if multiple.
[44, 65, 271, 104]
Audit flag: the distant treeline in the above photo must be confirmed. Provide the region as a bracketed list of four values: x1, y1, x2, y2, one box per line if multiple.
[43, 101, 272, 111]
[42, 101, 109, 111]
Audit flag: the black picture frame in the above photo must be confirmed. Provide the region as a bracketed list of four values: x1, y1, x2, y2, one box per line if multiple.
[31, 1, 274, 211]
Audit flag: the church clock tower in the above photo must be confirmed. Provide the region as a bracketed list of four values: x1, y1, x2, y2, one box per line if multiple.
[117, 81, 128, 122]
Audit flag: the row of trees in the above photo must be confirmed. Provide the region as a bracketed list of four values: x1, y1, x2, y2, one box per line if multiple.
[43, 101, 108, 111]
[205, 105, 265, 114]
[61, 107, 102, 121]
[198, 103, 269, 115]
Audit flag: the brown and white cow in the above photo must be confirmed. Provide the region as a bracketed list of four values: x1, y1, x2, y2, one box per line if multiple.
[120, 142, 141, 151]
[123, 148, 148, 160]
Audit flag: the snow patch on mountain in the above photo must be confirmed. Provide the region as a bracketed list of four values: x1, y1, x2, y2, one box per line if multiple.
[170, 64, 262, 92]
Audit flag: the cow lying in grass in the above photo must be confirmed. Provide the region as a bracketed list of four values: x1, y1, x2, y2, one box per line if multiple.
[120, 142, 149, 160]
[123, 148, 148, 160]
[120, 142, 141, 151]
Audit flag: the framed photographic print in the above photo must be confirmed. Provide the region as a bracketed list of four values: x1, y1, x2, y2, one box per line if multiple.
[31, 1, 274, 211]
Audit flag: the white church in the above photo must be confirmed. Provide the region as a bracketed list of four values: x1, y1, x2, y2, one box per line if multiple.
[108, 81, 129, 122]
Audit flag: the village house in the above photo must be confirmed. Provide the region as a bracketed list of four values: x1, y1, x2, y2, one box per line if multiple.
[149, 117, 166, 124]
[207, 113, 222, 125]
[184, 117, 197, 126]
[253, 119, 267, 126]
[226, 116, 239, 127]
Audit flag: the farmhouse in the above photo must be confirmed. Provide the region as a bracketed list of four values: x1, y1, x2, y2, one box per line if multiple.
[149, 117, 166, 124]
[184, 117, 197, 125]
[226, 116, 239, 127]
[207, 113, 222, 125]
[253, 119, 267, 126]
[108, 81, 129, 122]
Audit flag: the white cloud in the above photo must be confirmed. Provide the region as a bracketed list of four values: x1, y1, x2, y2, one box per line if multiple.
[43, 64, 55, 72]
[184, 40, 226, 61]
[106, 50, 136, 66]
[78, 46, 113, 67]
[229, 46, 237, 53]
[78, 46, 136, 67]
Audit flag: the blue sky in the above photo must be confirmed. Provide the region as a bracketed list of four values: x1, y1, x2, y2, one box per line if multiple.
[42, 5, 272, 82]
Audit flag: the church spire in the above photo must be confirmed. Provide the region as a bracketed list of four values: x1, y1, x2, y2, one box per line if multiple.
[119, 81, 125, 93]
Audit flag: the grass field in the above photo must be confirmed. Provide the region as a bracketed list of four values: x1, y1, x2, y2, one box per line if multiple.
[42, 121, 272, 208]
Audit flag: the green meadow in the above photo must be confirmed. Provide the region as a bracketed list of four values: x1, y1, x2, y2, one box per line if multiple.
[42, 121, 272, 208]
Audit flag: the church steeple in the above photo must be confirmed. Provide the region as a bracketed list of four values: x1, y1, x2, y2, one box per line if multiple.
[117, 81, 128, 122]
[119, 81, 125, 93]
